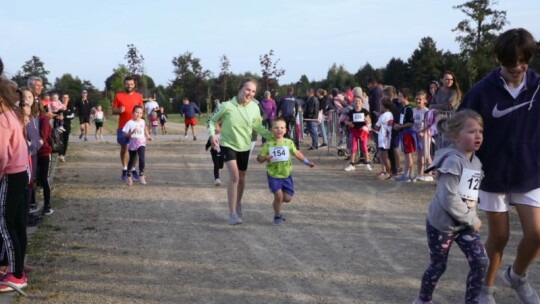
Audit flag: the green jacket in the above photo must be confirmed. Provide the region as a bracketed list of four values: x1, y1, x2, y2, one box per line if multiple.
[208, 97, 272, 151]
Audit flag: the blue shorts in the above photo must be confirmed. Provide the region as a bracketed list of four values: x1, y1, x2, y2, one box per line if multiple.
[117, 129, 129, 146]
[267, 174, 294, 197]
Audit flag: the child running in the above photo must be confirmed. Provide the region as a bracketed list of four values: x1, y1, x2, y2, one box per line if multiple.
[158, 106, 168, 135]
[94, 105, 105, 140]
[205, 122, 224, 186]
[257, 117, 315, 225]
[413, 109, 488, 304]
[122, 106, 152, 186]
[149, 111, 159, 137]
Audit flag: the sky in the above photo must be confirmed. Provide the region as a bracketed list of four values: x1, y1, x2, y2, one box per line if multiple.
[1, 0, 539, 91]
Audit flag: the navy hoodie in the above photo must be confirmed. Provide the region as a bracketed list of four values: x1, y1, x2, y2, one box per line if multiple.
[458, 68, 540, 193]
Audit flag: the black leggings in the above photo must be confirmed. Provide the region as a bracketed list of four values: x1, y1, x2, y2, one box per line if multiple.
[127, 147, 145, 175]
[37, 155, 51, 209]
[211, 150, 224, 179]
[0, 171, 29, 278]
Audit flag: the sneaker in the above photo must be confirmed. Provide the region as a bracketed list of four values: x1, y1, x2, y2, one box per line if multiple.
[228, 213, 242, 225]
[0, 273, 27, 292]
[121, 170, 128, 181]
[84, 136, 88, 141]
[126, 176, 133, 186]
[395, 174, 412, 182]
[478, 286, 497, 304]
[184, 135, 188, 139]
[344, 164, 356, 171]
[214, 178, 221, 186]
[29, 204, 39, 214]
[273, 215, 285, 225]
[79, 133, 83, 139]
[193, 136, 197, 141]
[411, 299, 433, 304]
[319, 143, 328, 147]
[131, 171, 140, 181]
[365, 164, 372, 171]
[307, 146, 315, 150]
[139, 175, 146, 185]
[501, 265, 540, 304]
[58, 155, 65, 162]
[423, 175, 434, 182]
[43, 208, 54, 215]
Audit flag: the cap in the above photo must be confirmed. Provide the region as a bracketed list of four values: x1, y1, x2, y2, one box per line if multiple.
[81, 90, 87, 94]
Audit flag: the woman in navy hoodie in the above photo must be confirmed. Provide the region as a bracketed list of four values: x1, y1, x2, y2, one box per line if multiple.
[459, 28, 540, 303]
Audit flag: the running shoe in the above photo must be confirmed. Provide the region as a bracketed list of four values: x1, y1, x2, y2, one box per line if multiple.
[139, 175, 146, 185]
[43, 208, 54, 215]
[344, 164, 356, 171]
[131, 171, 140, 181]
[395, 174, 412, 183]
[121, 170, 128, 181]
[79, 133, 83, 140]
[365, 164, 372, 171]
[193, 136, 197, 141]
[478, 286, 497, 304]
[214, 178, 221, 186]
[319, 143, 328, 147]
[228, 213, 242, 225]
[126, 176, 133, 186]
[501, 265, 540, 304]
[0, 273, 27, 292]
[58, 155, 65, 162]
[273, 215, 285, 225]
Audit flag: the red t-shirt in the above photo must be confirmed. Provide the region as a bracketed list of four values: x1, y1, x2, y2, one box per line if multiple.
[113, 91, 143, 129]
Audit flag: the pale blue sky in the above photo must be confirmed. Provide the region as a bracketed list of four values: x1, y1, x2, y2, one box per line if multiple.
[1, 0, 539, 90]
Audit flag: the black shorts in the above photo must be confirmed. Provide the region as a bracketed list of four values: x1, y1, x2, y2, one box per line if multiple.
[95, 121, 103, 128]
[79, 115, 90, 124]
[221, 146, 250, 171]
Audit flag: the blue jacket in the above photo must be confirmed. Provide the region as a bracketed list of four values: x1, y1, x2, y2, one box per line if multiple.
[181, 102, 201, 119]
[458, 68, 540, 192]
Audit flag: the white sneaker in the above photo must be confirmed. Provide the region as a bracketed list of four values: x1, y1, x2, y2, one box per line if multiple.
[501, 265, 540, 304]
[184, 135, 188, 139]
[365, 164, 372, 171]
[58, 155, 65, 162]
[423, 175, 434, 182]
[228, 213, 242, 225]
[214, 178, 221, 186]
[344, 164, 356, 171]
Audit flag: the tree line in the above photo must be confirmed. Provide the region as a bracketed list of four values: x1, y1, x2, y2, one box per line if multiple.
[9, 0, 540, 113]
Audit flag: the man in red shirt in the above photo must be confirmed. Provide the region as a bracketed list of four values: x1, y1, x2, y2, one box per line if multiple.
[112, 76, 143, 180]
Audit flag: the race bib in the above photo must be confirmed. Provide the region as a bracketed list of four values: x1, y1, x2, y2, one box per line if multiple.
[269, 146, 290, 162]
[352, 113, 365, 123]
[131, 127, 144, 139]
[399, 113, 405, 125]
[457, 168, 482, 201]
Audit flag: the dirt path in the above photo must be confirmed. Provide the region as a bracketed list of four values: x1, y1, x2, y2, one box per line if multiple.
[10, 127, 534, 303]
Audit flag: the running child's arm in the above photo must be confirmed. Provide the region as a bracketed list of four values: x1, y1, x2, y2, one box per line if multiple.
[257, 154, 273, 163]
[293, 150, 315, 167]
[144, 127, 152, 141]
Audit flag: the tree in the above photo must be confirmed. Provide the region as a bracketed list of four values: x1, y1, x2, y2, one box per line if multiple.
[354, 63, 377, 88]
[383, 58, 410, 89]
[407, 37, 444, 91]
[11, 56, 50, 88]
[259, 49, 285, 92]
[171, 51, 212, 111]
[104, 64, 129, 100]
[325, 63, 355, 90]
[217, 55, 231, 101]
[453, 0, 507, 85]
[125, 44, 145, 76]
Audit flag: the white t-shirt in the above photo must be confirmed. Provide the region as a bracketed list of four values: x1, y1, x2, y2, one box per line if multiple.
[144, 101, 159, 115]
[122, 119, 147, 150]
[376, 111, 394, 149]
[413, 107, 429, 132]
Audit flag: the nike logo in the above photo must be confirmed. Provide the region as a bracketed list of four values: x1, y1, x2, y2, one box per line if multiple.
[492, 100, 533, 118]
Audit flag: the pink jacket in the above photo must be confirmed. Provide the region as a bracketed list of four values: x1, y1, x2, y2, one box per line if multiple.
[0, 110, 28, 179]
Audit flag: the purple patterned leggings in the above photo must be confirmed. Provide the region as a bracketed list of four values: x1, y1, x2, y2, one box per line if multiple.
[418, 220, 488, 303]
